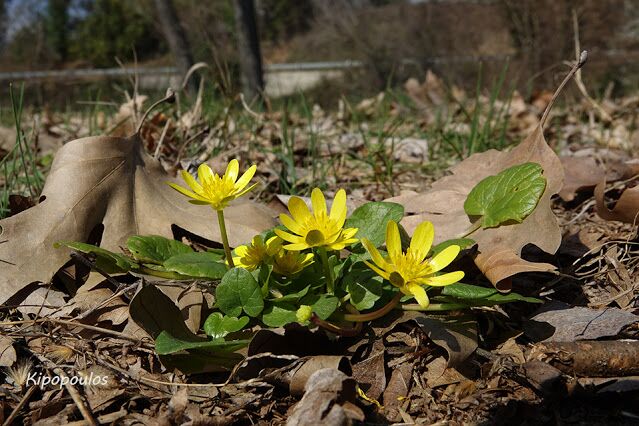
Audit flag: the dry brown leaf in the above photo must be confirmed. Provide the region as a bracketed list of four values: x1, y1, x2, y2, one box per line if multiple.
[595, 180, 639, 224]
[387, 125, 563, 289]
[0, 133, 277, 305]
[0, 336, 16, 367]
[559, 156, 605, 202]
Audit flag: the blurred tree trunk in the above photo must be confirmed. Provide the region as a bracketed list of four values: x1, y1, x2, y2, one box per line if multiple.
[153, 0, 197, 93]
[0, 0, 6, 51]
[233, 0, 264, 102]
[46, 0, 71, 62]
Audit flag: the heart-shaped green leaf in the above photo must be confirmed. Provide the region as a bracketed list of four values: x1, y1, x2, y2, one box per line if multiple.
[216, 267, 264, 317]
[203, 313, 250, 339]
[345, 202, 404, 247]
[301, 294, 339, 320]
[343, 264, 383, 311]
[55, 241, 138, 273]
[155, 330, 249, 355]
[163, 252, 227, 279]
[127, 235, 192, 264]
[261, 302, 299, 327]
[464, 162, 546, 228]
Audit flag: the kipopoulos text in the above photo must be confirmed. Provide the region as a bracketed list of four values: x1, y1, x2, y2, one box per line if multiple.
[26, 371, 109, 388]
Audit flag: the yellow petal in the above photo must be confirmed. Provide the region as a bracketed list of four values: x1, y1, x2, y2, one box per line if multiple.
[235, 245, 249, 257]
[288, 196, 312, 223]
[180, 170, 203, 194]
[235, 164, 256, 191]
[283, 242, 311, 251]
[364, 260, 390, 281]
[234, 182, 258, 198]
[410, 221, 434, 262]
[225, 159, 239, 182]
[329, 189, 347, 227]
[341, 228, 359, 240]
[421, 271, 465, 287]
[311, 188, 327, 217]
[301, 253, 314, 265]
[280, 213, 305, 235]
[361, 238, 388, 270]
[197, 163, 214, 186]
[274, 228, 305, 244]
[266, 236, 283, 255]
[407, 283, 430, 308]
[385, 221, 402, 261]
[168, 183, 208, 201]
[429, 245, 461, 273]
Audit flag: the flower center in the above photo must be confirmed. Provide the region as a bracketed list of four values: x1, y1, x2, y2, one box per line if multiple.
[389, 271, 405, 287]
[305, 230, 324, 246]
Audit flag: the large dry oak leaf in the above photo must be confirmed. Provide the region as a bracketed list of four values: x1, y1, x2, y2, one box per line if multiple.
[386, 126, 563, 290]
[0, 134, 277, 304]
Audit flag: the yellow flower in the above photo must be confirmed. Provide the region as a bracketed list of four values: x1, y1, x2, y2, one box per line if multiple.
[273, 250, 314, 276]
[168, 160, 257, 210]
[233, 235, 282, 271]
[275, 188, 358, 251]
[362, 220, 464, 308]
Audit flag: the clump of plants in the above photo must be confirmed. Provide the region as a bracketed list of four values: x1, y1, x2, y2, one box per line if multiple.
[58, 159, 544, 356]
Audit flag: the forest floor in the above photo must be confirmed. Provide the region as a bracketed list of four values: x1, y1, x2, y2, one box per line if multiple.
[1, 67, 639, 425]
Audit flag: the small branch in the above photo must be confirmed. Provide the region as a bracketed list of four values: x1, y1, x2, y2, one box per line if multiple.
[54, 367, 98, 426]
[0, 318, 152, 347]
[135, 88, 176, 135]
[540, 50, 587, 129]
[2, 385, 37, 426]
[571, 10, 612, 123]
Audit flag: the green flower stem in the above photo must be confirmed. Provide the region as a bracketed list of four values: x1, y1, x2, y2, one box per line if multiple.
[401, 302, 469, 311]
[342, 292, 402, 322]
[458, 218, 482, 239]
[318, 247, 334, 295]
[310, 314, 363, 337]
[217, 209, 234, 268]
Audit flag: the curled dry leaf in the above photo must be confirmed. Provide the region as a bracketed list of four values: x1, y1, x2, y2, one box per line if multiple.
[558, 156, 605, 202]
[0, 134, 277, 305]
[595, 179, 639, 224]
[287, 368, 362, 426]
[524, 301, 639, 343]
[387, 125, 563, 289]
[0, 336, 17, 367]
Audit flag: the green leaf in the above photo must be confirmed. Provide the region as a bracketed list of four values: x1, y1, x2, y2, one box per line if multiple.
[301, 294, 339, 320]
[440, 283, 542, 304]
[203, 313, 250, 339]
[262, 303, 299, 327]
[127, 235, 192, 264]
[55, 241, 137, 273]
[267, 284, 310, 302]
[343, 264, 383, 311]
[441, 283, 499, 299]
[163, 252, 228, 279]
[216, 267, 264, 317]
[430, 238, 476, 257]
[464, 162, 546, 228]
[155, 331, 249, 355]
[345, 202, 404, 247]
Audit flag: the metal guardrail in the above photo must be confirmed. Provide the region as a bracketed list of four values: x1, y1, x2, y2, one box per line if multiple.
[0, 66, 179, 82]
[0, 62, 368, 82]
[0, 56, 513, 83]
